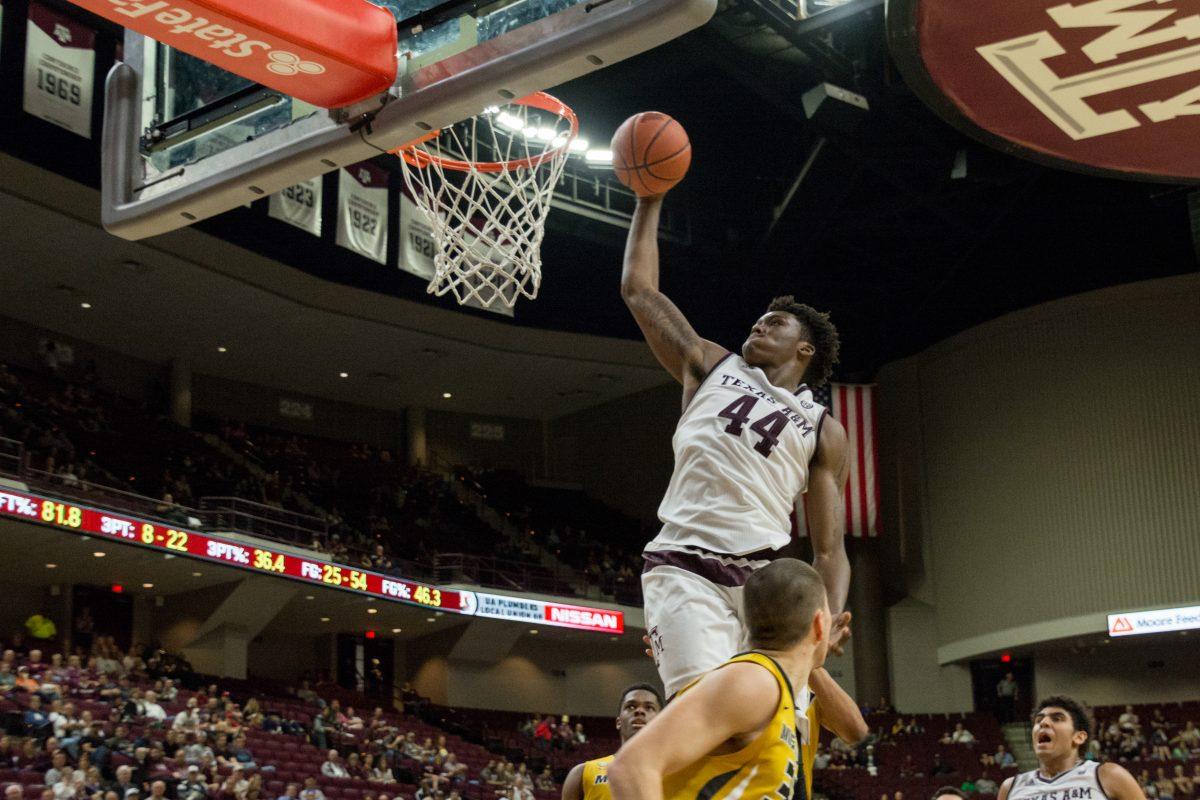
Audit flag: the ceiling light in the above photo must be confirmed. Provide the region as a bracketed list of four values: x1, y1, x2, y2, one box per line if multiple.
[426, 617, 436, 623]
[305, 595, 314, 600]
[217, 346, 227, 353]
[522, 125, 539, 138]
[320, 617, 331, 622]
[495, 112, 524, 132]
[529, 629, 539, 635]
[142, 583, 154, 589]
[584, 149, 613, 164]
[483, 105, 500, 115]
[93, 551, 106, 558]
[339, 372, 349, 378]
[568, 137, 589, 153]
[192, 572, 202, 577]
[533, 126, 557, 142]
[80, 302, 92, 309]
[367, 608, 377, 614]
[391, 628, 402, 633]
[442, 392, 452, 399]
[45, 563, 57, 569]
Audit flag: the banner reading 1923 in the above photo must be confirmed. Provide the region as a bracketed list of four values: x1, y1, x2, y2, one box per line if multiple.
[23, 3, 95, 138]
[269, 176, 323, 236]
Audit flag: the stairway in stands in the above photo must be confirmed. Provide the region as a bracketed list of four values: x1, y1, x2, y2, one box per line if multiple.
[1003, 722, 1037, 771]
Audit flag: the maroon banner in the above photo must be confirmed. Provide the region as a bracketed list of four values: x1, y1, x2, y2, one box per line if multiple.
[888, 0, 1200, 182]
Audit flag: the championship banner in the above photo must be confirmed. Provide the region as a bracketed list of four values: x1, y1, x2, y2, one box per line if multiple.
[398, 191, 437, 281]
[336, 163, 388, 264]
[23, 3, 95, 138]
[269, 177, 322, 236]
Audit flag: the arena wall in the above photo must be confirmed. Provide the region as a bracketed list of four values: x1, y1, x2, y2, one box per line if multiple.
[1035, 638, 1200, 708]
[878, 273, 1200, 664]
[424, 409, 546, 477]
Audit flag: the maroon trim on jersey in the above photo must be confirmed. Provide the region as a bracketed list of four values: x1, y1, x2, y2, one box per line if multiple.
[642, 549, 757, 587]
[810, 407, 829, 465]
[682, 352, 735, 413]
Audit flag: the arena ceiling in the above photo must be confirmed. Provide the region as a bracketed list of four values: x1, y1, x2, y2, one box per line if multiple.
[0, 0, 1197, 411]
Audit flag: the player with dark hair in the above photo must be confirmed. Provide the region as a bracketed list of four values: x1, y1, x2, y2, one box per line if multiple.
[622, 196, 851, 698]
[561, 684, 664, 800]
[931, 788, 968, 800]
[998, 696, 1145, 800]
[608, 559, 829, 800]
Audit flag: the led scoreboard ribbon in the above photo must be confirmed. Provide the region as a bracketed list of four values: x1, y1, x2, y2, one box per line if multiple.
[0, 487, 624, 634]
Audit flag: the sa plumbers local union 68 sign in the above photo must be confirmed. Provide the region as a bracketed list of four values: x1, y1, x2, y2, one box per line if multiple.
[887, 0, 1200, 182]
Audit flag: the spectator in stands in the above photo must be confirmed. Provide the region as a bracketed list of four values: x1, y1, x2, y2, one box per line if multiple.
[976, 771, 999, 796]
[229, 736, 256, 770]
[996, 672, 1019, 723]
[930, 789, 967, 800]
[1156, 767, 1177, 800]
[931, 754, 954, 776]
[24, 694, 52, 736]
[993, 743, 1015, 768]
[275, 784, 299, 800]
[16, 666, 40, 694]
[142, 692, 166, 722]
[950, 722, 976, 745]
[46, 750, 70, 786]
[298, 779, 324, 800]
[5, 784, 23, 800]
[321, 750, 349, 779]
[1175, 722, 1200, 753]
[174, 699, 201, 732]
[178, 765, 208, 800]
[1119, 706, 1140, 733]
[1171, 766, 1192, 799]
[574, 722, 587, 746]
[533, 716, 553, 749]
[108, 765, 138, 799]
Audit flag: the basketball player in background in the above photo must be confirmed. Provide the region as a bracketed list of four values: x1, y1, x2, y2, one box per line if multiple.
[998, 697, 1145, 800]
[621, 194, 851, 698]
[607, 559, 828, 800]
[561, 684, 664, 800]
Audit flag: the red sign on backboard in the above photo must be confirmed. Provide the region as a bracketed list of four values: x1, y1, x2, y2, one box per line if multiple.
[888, 0, 1200, 182]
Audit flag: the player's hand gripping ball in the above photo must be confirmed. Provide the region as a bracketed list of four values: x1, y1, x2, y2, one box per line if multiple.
[611, 112, 692, 197]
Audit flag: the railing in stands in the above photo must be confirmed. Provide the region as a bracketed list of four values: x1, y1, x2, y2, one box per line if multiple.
[200, 495, 329, 543]
[0, 441, 599, 599]
[433, 552, 579, 596]
[0, 436, 23, 480]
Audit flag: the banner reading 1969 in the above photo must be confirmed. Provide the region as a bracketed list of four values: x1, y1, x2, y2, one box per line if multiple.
[23, 3, 95, 138]
[0, 487, 624, 635]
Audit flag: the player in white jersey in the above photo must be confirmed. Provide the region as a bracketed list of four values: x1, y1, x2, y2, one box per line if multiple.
[1000, 696, 1145, 800]
[621, 195, 851, 697]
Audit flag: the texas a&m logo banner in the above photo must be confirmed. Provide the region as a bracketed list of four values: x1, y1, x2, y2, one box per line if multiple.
[888, 0, 1200, 182]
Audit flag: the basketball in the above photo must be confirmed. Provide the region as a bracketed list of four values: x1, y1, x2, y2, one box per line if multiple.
[610, 112, 692, 197]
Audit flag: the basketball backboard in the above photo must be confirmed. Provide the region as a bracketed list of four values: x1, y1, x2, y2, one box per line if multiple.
[101, 0, 716, 240]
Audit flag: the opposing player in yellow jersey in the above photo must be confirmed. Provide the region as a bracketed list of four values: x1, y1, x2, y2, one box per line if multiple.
[608, 558, 829, 800]
[562, 684, 665, 800]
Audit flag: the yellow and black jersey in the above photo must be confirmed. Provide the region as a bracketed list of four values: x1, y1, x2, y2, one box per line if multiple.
[663, 652, 804, 800]
[798, 685, 820, 800]
[581, 755, 614, 800]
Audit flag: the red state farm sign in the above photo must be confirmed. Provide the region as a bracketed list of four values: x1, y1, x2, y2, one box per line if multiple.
[544, 603, 625, 633]
[888, 0, 1200, 181]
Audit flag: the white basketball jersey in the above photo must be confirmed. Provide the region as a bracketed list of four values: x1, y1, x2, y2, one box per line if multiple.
[653, 353, 828, 556]
[1007, 760, 1104, 800]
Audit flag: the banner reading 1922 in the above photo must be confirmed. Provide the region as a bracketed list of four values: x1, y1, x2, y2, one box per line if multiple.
[337, 162, 389, 264]
[23, 3, 95, 138]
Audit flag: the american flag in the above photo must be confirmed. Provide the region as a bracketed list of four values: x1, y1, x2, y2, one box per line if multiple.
[796, 383, 880, 538]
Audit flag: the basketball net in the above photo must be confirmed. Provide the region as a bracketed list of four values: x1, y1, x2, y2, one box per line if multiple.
[393, 93, 577, 311]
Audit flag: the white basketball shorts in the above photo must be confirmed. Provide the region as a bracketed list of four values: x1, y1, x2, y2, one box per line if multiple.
[641, 547, 769, 698]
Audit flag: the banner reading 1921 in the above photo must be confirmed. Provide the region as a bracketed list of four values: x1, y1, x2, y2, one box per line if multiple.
[23, 3, 95, 138]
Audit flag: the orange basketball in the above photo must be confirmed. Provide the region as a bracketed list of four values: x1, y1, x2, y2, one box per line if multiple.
[610, 112, 692, 197]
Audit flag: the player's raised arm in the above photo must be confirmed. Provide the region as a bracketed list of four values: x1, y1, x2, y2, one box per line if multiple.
[810, 666, 868, 745]
[621, 197, 726, 388]
[805, 414, 851, 629]
[607, 663, 779, 800]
